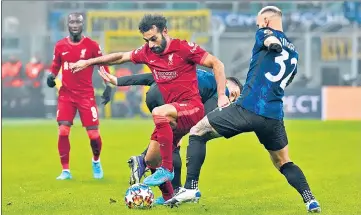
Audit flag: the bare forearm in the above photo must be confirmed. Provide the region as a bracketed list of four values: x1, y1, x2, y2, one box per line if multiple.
[88, 52, 125, 66]
[213, 61, 226, 96]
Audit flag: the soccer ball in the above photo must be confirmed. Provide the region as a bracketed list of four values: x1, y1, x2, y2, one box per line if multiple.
[124, 183, 154, 209]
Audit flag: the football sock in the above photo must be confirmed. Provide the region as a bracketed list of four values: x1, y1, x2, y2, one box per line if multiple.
[58, 125, 71, 170]
[153, 115, 173, 172]
[280, 162, 315, 203]
[87, 129, 102, 161]
[172, 148, 182, 189]
[150, 168, 174, 200]
[159, 181, 174, 201]
[184, 135, 206, 190]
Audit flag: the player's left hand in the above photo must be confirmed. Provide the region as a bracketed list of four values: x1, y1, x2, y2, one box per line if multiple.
[218, 94, 230, 109]
[101, 85, 112, 105]
[70, 60, 90, 73]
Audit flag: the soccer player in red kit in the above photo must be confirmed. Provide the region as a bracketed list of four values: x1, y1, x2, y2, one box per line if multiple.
[47, 13, 112, 180]
[71, 14, 229, 190]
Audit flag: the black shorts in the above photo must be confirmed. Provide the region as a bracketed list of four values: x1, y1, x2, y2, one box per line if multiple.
[208, 103, 288, 151]
[203, 96, 218, 115]
[145, 84, 164, 112]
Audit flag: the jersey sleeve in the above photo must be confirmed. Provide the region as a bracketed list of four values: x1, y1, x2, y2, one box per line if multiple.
[180, 40, 208, 65]
[130, 45, 147, 64]
[255, 28, 278, 49]
[50, 43, 61, 76]
[93, 41, 110, 74]
[116, 73, 155, 86]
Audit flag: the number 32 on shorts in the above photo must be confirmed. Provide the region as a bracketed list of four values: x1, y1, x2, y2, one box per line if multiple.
[91, 106, 98, 122]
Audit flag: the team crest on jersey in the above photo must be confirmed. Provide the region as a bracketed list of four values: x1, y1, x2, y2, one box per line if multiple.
[264, 29, 273, 36]
[168, 53, 174, 65]
[188, 42, 198, 53]
[80, 49, 87, 58]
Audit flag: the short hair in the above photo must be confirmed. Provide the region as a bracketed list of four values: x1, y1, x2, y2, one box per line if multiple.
[68, 12, 83, 18]
[258, 6, 282, 17]
[227, 77, 243, 91]
[138, 14, 167, 33]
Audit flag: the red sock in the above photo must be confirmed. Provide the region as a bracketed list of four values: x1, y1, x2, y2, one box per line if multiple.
[159, 181, 174, 201]
[88, 130, 102, 161]
[58, 125, 70, 170]
[153, 115, 173, 171]
[150, 168, 174, 201]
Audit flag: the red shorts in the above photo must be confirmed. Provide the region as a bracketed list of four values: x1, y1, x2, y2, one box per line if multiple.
[150, 100, 204, 150]
[56, 94, 99, 127]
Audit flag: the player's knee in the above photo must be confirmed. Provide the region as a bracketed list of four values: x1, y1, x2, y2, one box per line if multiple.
[152, 106, 166, 117]
[58, 125, 70, 136]
[190, 124, 202, 136]
[270, 154, 291, 169]
[87, 129, 100, 140]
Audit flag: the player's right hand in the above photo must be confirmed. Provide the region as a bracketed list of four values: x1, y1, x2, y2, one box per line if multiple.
[98, 69, 118, 86]
[70, 60, 89, 73]
[46, 73, 56, 88]
[217, 94, 230, 109]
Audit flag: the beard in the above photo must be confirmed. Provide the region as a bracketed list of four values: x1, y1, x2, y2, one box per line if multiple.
[68, 27, 82, 41]
[150, 35, 167, 54]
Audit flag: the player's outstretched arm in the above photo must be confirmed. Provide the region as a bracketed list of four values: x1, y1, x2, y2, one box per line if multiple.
[70, 51, 132, 73]
[201, 54, 230, 108]
[98, 70, 154, 87]
[116, 73, 155, 86]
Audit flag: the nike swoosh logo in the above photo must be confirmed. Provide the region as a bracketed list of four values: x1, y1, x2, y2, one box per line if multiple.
[62, 52, 69, 55]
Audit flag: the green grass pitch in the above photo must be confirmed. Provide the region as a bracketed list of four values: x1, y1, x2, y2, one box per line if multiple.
[2, 119, 361, 215]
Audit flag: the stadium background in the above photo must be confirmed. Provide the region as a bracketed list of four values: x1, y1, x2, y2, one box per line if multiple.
[2, 1, 361, 215]
[2, 1, 361, 120]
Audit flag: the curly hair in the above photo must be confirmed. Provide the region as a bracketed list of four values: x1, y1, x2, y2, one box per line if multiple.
[138, 14, 167, 33]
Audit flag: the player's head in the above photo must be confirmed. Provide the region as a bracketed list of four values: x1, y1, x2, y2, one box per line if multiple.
[138, 14, 168, 54]
[226, 77, 243, 102]
[256, 6, 283, 30]
[68, 12, 84, 37]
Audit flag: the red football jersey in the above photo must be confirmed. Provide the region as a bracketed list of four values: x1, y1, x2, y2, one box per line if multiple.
[130, 39, 208, 103]
[51, 36, 109, 97]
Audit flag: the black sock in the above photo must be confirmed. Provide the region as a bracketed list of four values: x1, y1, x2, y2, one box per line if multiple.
[184, 135, 207, 190]
[280, 162, 315, 203]
[172, 147, 182, 190]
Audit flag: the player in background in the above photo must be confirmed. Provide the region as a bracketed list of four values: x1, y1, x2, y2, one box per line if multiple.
[47, 13, 112, 180]
[70, 14, 229, 199]
[165, 6, 321, 213]
[98, 68, 242, 204]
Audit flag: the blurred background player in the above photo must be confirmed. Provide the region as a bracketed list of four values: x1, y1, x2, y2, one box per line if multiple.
[47, 12, 112, 180]
[165, 6, 321, 213]
[70, 14, 229, 198]
[98, 68, 242, 204]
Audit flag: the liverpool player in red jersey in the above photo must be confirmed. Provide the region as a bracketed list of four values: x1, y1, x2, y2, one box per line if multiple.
[71, 14, 229, 193]
[47, 13, 112, 180]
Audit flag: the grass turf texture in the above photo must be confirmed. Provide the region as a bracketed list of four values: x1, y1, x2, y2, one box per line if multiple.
[2, 119, 361, 215]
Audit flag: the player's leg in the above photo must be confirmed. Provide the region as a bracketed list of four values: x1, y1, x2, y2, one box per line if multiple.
[56, 95, 77, 180]
[166, 104, 251, 206]
[143, 104, 178, 186]
[78, 97, 104, 179]
[128, 145, 149, 185]
[255, 118, 321, 213]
